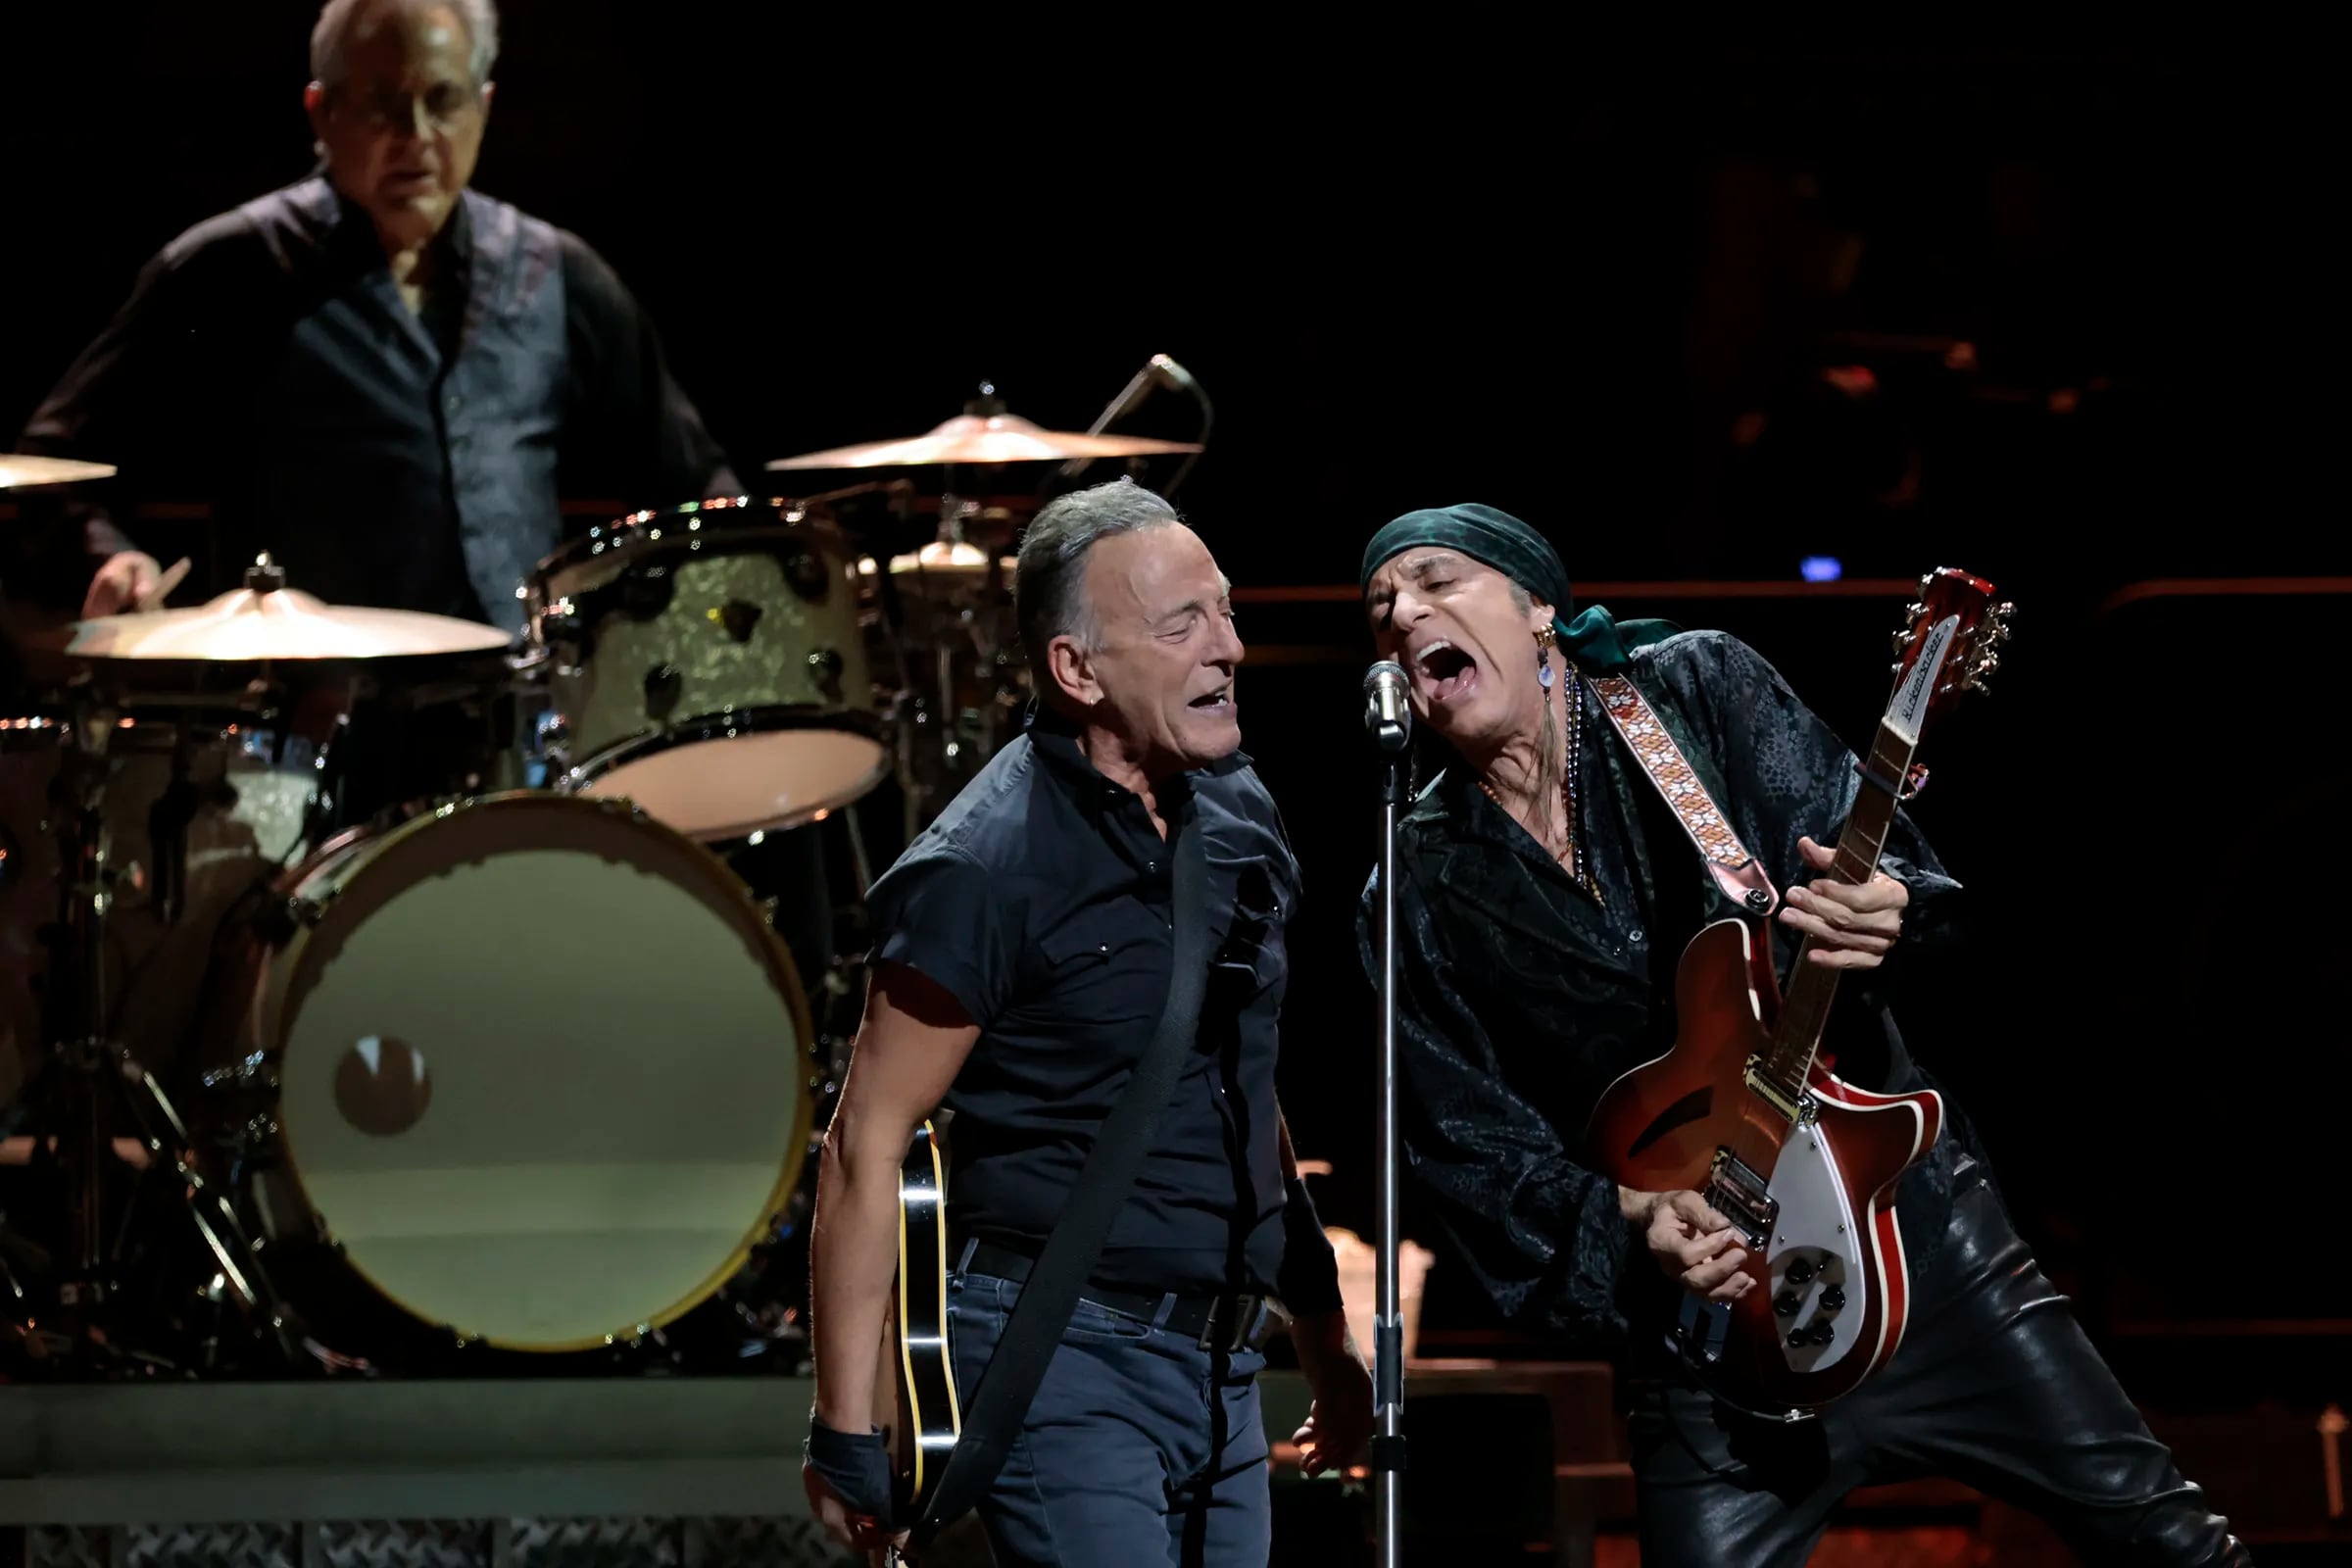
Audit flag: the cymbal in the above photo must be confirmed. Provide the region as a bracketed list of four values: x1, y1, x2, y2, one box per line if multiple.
[0, 454, 118, 490]
[767, 412, 1201, 471]
[859, 541, 1018, 576]
[58, 587, 511, 662]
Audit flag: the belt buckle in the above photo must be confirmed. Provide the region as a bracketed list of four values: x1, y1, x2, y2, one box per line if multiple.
[1200, 1295, 1272, 1353]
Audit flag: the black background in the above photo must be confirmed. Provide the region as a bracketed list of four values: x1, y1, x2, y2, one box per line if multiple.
[5, 18, 2341, 1373]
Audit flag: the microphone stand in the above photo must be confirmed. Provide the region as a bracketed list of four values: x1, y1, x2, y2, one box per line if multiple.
[1369, 710, 1411, 1568]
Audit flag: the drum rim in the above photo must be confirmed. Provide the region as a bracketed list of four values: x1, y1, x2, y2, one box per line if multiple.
[555, 706, 893, 836]
[527, 494, 857, 597]
[263, 788, 818, 1352]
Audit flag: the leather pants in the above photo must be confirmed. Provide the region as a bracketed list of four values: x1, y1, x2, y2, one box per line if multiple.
[1625, 1157, 2250, 1565]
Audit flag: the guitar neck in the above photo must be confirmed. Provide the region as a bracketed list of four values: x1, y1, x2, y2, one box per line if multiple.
[1762, 718, 1915, 1090]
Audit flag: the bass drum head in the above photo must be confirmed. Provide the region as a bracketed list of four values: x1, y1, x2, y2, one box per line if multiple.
[270, 793, 812, 1350]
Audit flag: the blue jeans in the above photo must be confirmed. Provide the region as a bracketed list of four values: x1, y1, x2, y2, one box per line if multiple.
[948, 1269, 1272, 1568]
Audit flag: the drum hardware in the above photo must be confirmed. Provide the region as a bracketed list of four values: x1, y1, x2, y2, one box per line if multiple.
[0, 688, 299, 1375]
[1048, 353, 1217, 508]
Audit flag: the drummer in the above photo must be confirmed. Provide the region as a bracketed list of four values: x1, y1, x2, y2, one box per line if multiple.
[6, 0, 735, 632]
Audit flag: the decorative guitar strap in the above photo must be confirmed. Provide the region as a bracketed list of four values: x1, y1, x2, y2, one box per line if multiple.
[1584, 674, 1780, 918]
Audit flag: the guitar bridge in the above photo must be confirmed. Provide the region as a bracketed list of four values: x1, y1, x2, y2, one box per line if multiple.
[1705, 1148, 1779, 1250]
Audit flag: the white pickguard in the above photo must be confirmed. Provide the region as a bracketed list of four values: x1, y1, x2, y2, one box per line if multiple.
[1764, 1127, 1868, 1374]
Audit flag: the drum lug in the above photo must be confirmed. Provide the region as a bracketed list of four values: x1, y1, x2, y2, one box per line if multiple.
[719, 598, 764, 644]
[642, 663, 684, 722]
[259, 893, 330, 944]
[783, 545, 831, 604]
[806, 648, 845, 702]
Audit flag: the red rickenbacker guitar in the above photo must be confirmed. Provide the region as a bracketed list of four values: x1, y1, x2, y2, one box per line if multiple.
[1585, 567, 2011, 1412]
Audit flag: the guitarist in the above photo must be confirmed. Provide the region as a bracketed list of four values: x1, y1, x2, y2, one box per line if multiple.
[1355, 505, 2245, 1566]
[806, 479, 1373, 1565]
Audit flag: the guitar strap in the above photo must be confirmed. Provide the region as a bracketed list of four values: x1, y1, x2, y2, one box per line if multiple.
[911, 790, 1216, 1546]
[1584, 673, 1780, 917]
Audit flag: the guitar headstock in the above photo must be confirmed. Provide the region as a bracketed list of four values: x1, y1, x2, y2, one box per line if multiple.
[1885, 566, 2013, 745]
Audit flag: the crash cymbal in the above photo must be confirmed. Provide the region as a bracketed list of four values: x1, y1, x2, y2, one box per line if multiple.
[0, 454, 117, 489]
[767, 412, 1201, 471]
[59, 587, 510, 662]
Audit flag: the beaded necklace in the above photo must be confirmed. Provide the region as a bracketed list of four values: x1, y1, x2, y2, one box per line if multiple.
[1478, 660, 1600, 903]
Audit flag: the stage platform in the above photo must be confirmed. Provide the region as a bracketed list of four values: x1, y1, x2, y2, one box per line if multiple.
[0, 1364, 1616, 1567]
[5, 1363, 2344, 1565]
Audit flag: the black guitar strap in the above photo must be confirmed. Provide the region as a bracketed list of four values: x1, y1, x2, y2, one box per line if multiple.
[911, 795, 1215, 1544]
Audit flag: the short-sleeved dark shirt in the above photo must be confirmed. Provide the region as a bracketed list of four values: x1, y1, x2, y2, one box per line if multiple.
[864, 708, 1299, 1298]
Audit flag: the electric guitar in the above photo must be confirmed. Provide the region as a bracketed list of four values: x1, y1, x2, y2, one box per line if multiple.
[875, 1117, 959, 1562]
[1585, 567, 2011, 1411]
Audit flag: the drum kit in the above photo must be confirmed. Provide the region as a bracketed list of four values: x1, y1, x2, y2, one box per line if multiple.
[0, 373, 1204, 1380]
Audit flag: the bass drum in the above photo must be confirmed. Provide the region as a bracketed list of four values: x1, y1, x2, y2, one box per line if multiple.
[198, 792, 814, 1362]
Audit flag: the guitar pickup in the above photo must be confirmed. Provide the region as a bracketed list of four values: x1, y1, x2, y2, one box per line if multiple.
[1705, 1148, 1780, 1249]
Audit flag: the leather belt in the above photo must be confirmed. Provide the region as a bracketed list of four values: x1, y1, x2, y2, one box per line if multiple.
[961, 1239, 1281, 1354]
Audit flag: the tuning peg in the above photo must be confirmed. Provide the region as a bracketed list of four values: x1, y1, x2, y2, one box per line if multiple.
[1889, 630, 1909, 655]
[1904, 601, 1926, 624]
[1918, 570, 1936, 595]
[1889, 662, 1904, 677]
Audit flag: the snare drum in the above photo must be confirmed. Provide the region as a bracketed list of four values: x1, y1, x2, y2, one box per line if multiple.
[526, 498, 890, 841]
[198, 792, 813, 1354]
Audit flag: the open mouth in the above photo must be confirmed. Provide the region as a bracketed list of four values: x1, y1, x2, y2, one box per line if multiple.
[1412, 639, 1478, 704]
[1188, 685, 1235, 714]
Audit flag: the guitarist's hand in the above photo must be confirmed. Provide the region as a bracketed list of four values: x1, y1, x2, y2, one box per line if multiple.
[803, 1419, 905, 1560]
[1782, 836, 1907, 970]
[803, 1461, 907, 1561]
[1289, 1309, 1375, 1475]
[1629, 1188, 1755, 1303]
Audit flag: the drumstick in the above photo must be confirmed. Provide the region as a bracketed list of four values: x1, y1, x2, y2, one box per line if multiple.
[143, 556, 190, 610]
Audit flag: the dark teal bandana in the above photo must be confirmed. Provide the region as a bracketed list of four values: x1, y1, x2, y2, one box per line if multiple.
[1359, 503, 1675, 673]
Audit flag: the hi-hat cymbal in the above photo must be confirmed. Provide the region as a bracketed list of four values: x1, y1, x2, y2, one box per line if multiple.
[767, 412, 1201, 471]
[59, 587, 511, 662]
[0, 454, 118, 489]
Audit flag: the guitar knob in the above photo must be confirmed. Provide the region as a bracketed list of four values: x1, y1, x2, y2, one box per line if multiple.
[1808, 1322, 1838, 1347]
[1786, 1257, 1817, 1285]
[1820, 1285, 1845, 1313]
[1774, 1291, 1800, 1318]
[1788, 1329, 1807, 1348]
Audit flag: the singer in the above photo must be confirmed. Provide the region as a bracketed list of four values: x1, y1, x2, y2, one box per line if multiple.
[806, 479, 1370, 1565]
[1353, 504, 2243, 1566]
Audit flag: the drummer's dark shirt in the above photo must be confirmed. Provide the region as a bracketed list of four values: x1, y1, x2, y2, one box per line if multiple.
[8, 176, 734, 632]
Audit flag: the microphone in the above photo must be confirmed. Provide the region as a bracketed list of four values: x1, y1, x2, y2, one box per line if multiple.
[1058, 355, 1216, 488]
[1364, 661, 1412, 752]
[1146, 354, 1200, 396]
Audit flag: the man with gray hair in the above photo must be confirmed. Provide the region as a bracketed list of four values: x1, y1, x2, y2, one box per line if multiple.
[9, 0, 733, 629]
[805, 479, 1372, 1564]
